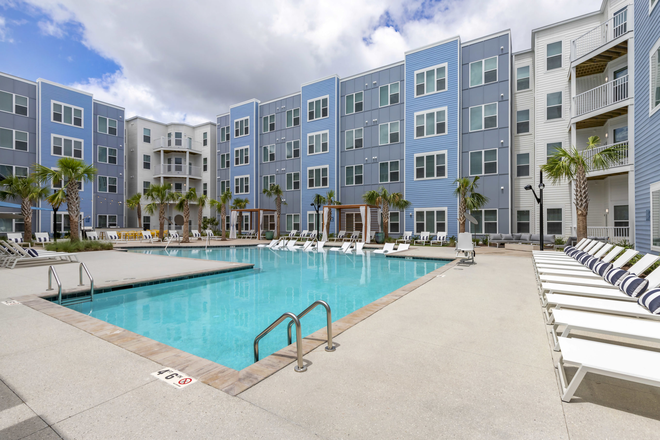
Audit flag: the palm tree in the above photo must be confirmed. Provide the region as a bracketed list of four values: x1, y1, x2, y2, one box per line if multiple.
[210, 190, 232, 239]
[126, 193, 143, 229]
[0, 175, 50, 243]
[46, 188, 67, 241]
[231, 197, 249, 236]
[175, 188, 198, 243]
[34, 158, 97, 242]
[197, 194, 208, 235]
[323, 190, 340, 238]
[541, 135, 623, 241]
[144, 183, 176, 241]
[311, 193, 326, 236]
[262, 184, 284, 238]
[454, 176, 489, 233]
[362, 187, 411, 240]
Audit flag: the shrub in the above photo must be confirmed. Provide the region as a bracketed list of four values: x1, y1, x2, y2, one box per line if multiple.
[482, 236, 489, 246]
[554, 236, 566, 245]
[45, 240, 113, 253]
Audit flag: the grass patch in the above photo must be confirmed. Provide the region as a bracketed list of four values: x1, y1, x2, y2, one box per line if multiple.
[45, 240, 113, 253]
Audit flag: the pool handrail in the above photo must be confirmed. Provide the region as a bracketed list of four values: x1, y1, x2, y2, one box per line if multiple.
[287, 300, 335, 352]
[254, 312, 307, 372]
[78, 262, 95, 302]
[46, 265, 62, 304]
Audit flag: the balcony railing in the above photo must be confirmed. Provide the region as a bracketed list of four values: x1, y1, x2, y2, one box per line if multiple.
[582, 141, 629, 171]
[154, 164, 202, 178]
[586, 226, 630, 243]
[154, 136, 202, 153]
[571, 5, 631, 61]
[573, 75, 628, 117]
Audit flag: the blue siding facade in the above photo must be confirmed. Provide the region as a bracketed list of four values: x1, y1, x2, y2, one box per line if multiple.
[229, 100, 259, 211]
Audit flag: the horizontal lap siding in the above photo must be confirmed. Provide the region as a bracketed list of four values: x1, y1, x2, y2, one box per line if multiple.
[230, 102, 258, 208]
[93, 102, 125, 226]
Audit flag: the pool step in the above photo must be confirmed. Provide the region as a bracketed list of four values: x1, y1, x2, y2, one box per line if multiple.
[61, 295, 93, 306]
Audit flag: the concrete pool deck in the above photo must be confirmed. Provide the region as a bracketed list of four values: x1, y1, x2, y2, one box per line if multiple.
[1, 245, 660, 439]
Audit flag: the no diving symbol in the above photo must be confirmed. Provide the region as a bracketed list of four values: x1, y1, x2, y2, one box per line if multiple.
[179, 378, 192, 385]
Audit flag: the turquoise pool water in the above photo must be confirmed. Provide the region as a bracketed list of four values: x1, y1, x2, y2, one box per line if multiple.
[68, 247, 449, 370]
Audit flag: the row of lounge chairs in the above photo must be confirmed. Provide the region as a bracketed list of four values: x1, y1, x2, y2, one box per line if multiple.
[396, 232, 447, 246]
[0, 240, 78, 269]
[533, 238, 660, 402]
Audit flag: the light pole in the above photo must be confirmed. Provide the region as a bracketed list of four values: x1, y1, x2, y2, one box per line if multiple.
[310, 199, 321, 238]
[525, 170, 545, 251]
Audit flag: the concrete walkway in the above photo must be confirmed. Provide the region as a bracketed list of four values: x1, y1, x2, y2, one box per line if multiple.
[1, 246, 659, 439]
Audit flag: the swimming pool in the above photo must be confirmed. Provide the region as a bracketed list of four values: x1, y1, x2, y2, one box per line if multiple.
[67, 247, 449, 370]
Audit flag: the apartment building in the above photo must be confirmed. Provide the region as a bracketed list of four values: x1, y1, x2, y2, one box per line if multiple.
[124, 117, 216, 231]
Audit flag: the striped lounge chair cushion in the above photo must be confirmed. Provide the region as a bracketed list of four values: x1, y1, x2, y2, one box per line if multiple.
[564, 246, 574, 255]
[605, 268, 629, 287]
[577, 253, 592, 264]
[638, 289, 660, 314]
[586, 257, 600, 271]
[619, 275, 649, 298]
[592, 261, 613, 277]
[36, 236, 48, 242]
[27, 248, 39, 257]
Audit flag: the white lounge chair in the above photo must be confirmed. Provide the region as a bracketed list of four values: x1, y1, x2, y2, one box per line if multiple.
[344, 231, 360, 242]
[545, 293, 660, 322]
[34, 232, 52, 246]
[414, 232, 430, 246]
[306, 241, 324, 252]
[332, 231, 346, 242]
[367, 231, 375, 242]
[397, 231, 412, 244]
[106, 231, 127, 243]
[288, 230, 297, 238]
[298, 230, 309, 239]
[258, 239, 279, 248]
[191, 230, 202, 239]
[141, 231, 155, 243]
[315, 241, 325, 252]
[430, 234, 446, 246]
[330, 242, 350, 252]
[2, 241, 77, 269]
[535, 245, 622, 270]
[388, 243, 410, 254]
[272, 239, 288, 249]
[301, 241, 314, 251]
[308, 230, 318, 241]
[533, 241, 605, 263]
[355, 242, 365, 254]
[205, 230, 222, 241]
[374, 243, 395, 254]
[286, 240, 299, 250]
[168, 231, 181, 242]
[455, 232, 475, 263]
[7, 232, 26, 244]
[86, 231, 100, 240]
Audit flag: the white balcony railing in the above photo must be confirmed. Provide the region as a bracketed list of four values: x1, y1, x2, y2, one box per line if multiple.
[586, 226, 630, 243]
[571, 5, 631, 61]
[573, 75, 628, 117]
[582, 141, 629, 171]
[154, 164, 202, 178]
[154, 136, 202, 153]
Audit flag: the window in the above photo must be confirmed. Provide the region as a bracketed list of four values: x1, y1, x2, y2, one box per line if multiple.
[0, 91, 28, 116]
[651, 44, 660, 114]
[52, 135, 83, 159]
[97, 215, 117, 228]
[614, 205, 629, 237]
[0, 128, 28, 151]
[379, 160, 400, 183]
[174, 132, 182, 146]
[389, 211, 400, 234]
[220, 180, 230, 195]
[470, 209, 498, 234]
[263, 174, 275, 190]
[469, 103, 497, 131]
[220, 153, 230, 169]
[202, 132, 208, 147]
[379, 121, 400, 145]
[547, 42, 562, 70]
[517, 66, 530, 91]
[263, 214, 276, 231]
[345, 212, 363, 232]
[234, 176, 249, 194]
[415, 209, 447, 234]
[414, 107, 447, 138]
[220, 126, 230, 142]
[143, 128, 151, 143]
[379, 82, 400, 107]
[286, 140, 300, 159]
[97, 176, 117, 193]
[286, 214, 300, 232]
[98, 116, 117, 135]
[143, 181, 150, 195]
[98, 146, 117, 164]
[52, 102, 83, 127]
[308, 211, 323, 233]
[613, 126, 628, 143]
[286, 172, 300, 190]
[345, 92, 363, 114]
[415, 63, 447, 96]
[415, 151, 446, 180]
[52, 173, 82, 191]
[234, 146, 249, 166]
[307, 166, 329, 189]
[517, 110, 530, 134]
[203, 157, 208, 172]
[547, 92, 562, 120]
[262, 114, 275, 133]
[547, 142, 561, 163]
[345, 165, 363, 186]
[517, 153, 530, 177]
[517, 211, 530, 233]
[54, 213, 71, 233]
[547, 208, 562, 234]
[345, 128, 363, 150]
[262, 144, 275, 163]
[0, 165, 28, 180]
[470, 149, 498, 176]
[286, 108, 300, 127]
[307, 96, 328, 121]
[470, 57, 498, 87]
[143, 216, 151, 230]
[167, 132, 171, 146]
[652, 182, 660, 251]
[307, 131, 328, 155]
[234, 117, 249, 137]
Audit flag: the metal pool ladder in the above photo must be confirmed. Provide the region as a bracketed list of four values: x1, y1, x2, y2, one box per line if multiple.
[46, 265, 62, 304]
[78, 262, 95, 302]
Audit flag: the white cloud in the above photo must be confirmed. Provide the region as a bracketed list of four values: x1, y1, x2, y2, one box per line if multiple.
[37, 19, 65, 38]
[17, 0, 602, 123]
[0, 15, 15, 42]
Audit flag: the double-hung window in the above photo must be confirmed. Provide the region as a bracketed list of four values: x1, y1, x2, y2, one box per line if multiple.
[220, 153, 230, 169]
[414, 107, 447, 138]
[0, 91, 28, 116]
[262, 144, 275, 163]
[651, 182, 660, 251]
[174, 132, 182, 146]
[345, 212, 363, 233]
[220, 126, 230, 142]
[307, 166, 328, 189]
[379, 82, 400, 107]
[547, 92, 562, 120]
[0, 128, 28, 151]
[286, 140, 300, 158]
[143, 128, 151, 143]
[97, 176, 117, 193]
[547, 208, 562, 234]
[98, 146, 117, 164]
[97, 215, 117, 229]
[389, 212, 400, 234]
[286, 108, 300, 127]
[262, 114, 275, 133]
[52, 172, 82, 191]
[203, 132, 208, 146]
[651, 44, 660, 114]
[470, 149, 498, 176]
[345, 92, 363, 114]
[0, 165, 28, 180]
[379, 121, 400, 145]
[414, 63, 447, 96]
[286, 172, 300, 190]
[379, 160, 400, 183]
[234, 176, 249, 194]
[52, 135, 83, 159]
[98, 116, 117, 135]
[470, 57, 498, 87]
[52, 102, 83, 127]
[234, 117, 249, 137]
[308, 96, 328, 121]
[345, 128, 363, 150]
[143, 181, 150, 195]
[547, 142, 562, 163]
[517, 211, 530, 233]
[345, 165, 363, 186]
[263, 174, 275, 191]
[517, 66, 530, 91]
[516, 153, 530, 177]
[286, 214, 300, 232]
[469, 103, 497, 131]
[414, 151, 446, 180]
[220, 180, 230, 195]
[547, 42, 562, 70]
[307, 131, 328, 155]
[517, 110, 530, 134]
[415, 209, 447, 234]
[203, 157, 208, 172]
[234, 146, 249, 166]
[470, 209, 498, 234]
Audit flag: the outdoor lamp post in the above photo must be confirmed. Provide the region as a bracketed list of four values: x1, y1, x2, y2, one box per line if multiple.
[52, 190, 59, 242]
[525, 170, 545, 251]
[310, 200, 321, 238]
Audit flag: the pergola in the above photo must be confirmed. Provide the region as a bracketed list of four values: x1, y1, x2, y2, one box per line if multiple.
[323, 204, 379, 243]
[230, 208, 277, 239]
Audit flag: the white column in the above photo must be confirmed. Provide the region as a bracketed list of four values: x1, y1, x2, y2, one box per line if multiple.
[186, 151, 190, 192]
[570, 123, 578, 236]
[160, 150, 164, 186]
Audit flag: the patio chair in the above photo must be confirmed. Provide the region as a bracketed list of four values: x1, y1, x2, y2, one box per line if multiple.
[205, 230, 223, 241]
[332, 231, 346, 242]
[301, 241, 314, 251]
[330, 242, 351, 252]
[455, 233, 475, 263]
[34, 232, 52, 246]
[396, 231, 412, 244]
[430, 234, 446, 246]
[86, 231, 100, 240]
[7, 233, 25, 244]
[141, 231, 155, 243]
[298, 230, 309, 239]
[367, 231, 375, 242]
[414, 232, 430, 246]
[272, 239, 288, 250]
[388, 243, 410, 254]
[343, 242, 355, 253]
[308, 230, 317, 241]
[310, 241, 325, 252]
[168, 231, 181, 242]
[288, 230, 297, 238]
[374, 243, 395, 254]
[191, 230, 202, 239]
[106, 231, 128, 243]
[2, 241, 77, 269]
[535, 247, 633, 272]
[258, 239, 279, 248]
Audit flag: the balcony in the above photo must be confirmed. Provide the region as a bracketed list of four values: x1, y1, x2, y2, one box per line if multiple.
[154, 164, 202, 179]
[582, 141, 630, 172]
[153, 136, 202, 154]
[571, 5, 632, 63]
[573, 75, 629, 119]
[586, 226, 630, 244]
